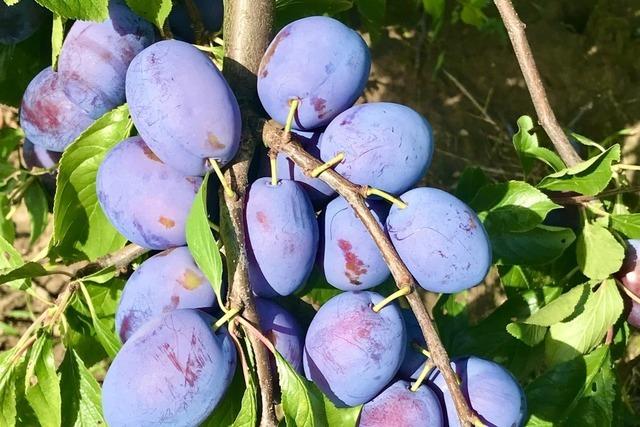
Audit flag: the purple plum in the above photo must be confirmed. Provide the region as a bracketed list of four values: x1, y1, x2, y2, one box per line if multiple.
[169, 0, 223, 43]
[255, 298, 304, 372]
[116, 247, 217, 343]
[387, 187, 491, 293]
[618, 239, 640, 298]
[303, 291, 406, 407]
[320, 196, 390, 290]
[58, 1, 155, 118]
[257, 16, 370, 130]
[320, 102, 434, 195]
[246, 177, 318, 297]
[0, 0, 46, 44]
[126, 39, 241, 176]
[96, 136, 202, 249]
[398, 309, 428, 379]
[102, 309, 236, 426]
[19, 67, 94, 152]
[358, 380, 443, 427]
[21, 139, 61, 193]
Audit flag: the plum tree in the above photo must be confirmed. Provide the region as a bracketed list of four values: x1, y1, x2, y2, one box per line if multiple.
[20, 67, 95, 152]
[169, 0, 223, 43]
[126, 39, 241, 176]
[255, 298, 304, 372]
[115, 247, 216, 342]
[0, 0, 46, 44]
[358, 380, 443, 427]
[257, 16, 370, 130]
[102, 309, 236, 427]
[96, 136, 202, 249]
[387, 187, 492, 293]
[398, 309, 428, 378]
[246, 177, 318, 297]
[303, 291, 406, 407]
[21, 139, 61, 192]
[426, 356, 527, 427]
[58, 0, 155, 119]
[320, 102, 433, 195]
[276, 130, 335, 206]
[320, 197, 390, 290]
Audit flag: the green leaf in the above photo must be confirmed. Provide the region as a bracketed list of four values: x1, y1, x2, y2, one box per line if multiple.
[505, 323, 547, 347]
[274, 0, 354, 28]
[59, 349, 105, 427]
[512, 116, 565, 174]
[52, 105, 131, 262]
[422, 0, 444, 20]
[454, 167, 490, 204]
[79, 282, 121, 357]
[576, 222, 624, 280]
[567, 353, 616, 427]
[610, 214, 640, 238]
[24, 181, 49, 244]
[471, 181, 561, 232]
[0, 128, 23, 160]
[125, 0, 171, 31]
[490, 225, 575, 265]
[537, 145, 620, 196]
[0, 196, 15, 243]
[0, 351, 18, 427]
[186, 172, 224, 303]
[24, 335, 61, 427]
[526, 346, 610, 424]
[0, 234, 29, 289]
[51, 14, 65, 69]
[356, 0, 385, 39]
[0, 262, 50, 286]
[34, 0, 108, 20]
[545, 280, 623, 365]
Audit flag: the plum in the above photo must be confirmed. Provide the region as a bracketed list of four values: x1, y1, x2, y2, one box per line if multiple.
[427, 356, 527, 427]
[255, 298, 304, 372]
[58, 0, 155, 119]
[387, 187, 492, 293]
[618, 239, 640, 297]
[126, 39, 241, 176]
[102, 309, 236, 427]
[116, 247, 216, 342]
[257, 16, 370, 130]
[320, 102, 434, 195]
[320, 197, 390, 290]
[169, 0, 223, 43]
[21, 139, 61, 193]
[398, 309, 428, 378]
[96, 136, 201, 249]
[358, 380, 443, 427]
[628, 301, 640, 329]
[277, 130, 335, 206]
[19, 67, 95, 152]
[303, 291, 406, 407]
[246, 177, 318, 297]
[0, 0, 46, 44]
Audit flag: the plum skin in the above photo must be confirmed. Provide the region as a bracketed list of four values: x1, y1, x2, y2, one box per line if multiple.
[257, 16, 371, 130]
[96, 136, 202, 250]
[20, 67, 95, 152]
[169, 0, 223, 43]
[426, 356, 527, 427]
[126, 39, 241, 176]
[320, 102, 434, 195]
[21, 139, 61, 193]
[255, 298, 305, 372]
[0, 0, 46, 44]
[303, 291, 406, 407]
[102, 309, 236, 427]
[246, 177, 319, 297]
[398, 309, 428, 378]
[358, 380, 443, 427]
[320, 197, 390, 291]
[387, 187, 492, 293]
[116, 247, 216, 343]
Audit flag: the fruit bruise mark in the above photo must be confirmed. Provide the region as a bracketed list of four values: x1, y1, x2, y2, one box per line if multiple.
[178, 269, 204, 290]
[311, 96, 328, 119]
[157, 247, 176, 256]
[163, 294, 180, 312]
[158, 331, 208, 387]
[256, 211, 270, 231]
[337, 239, 367, 285]
[207, 133, 225, 150]
[159, 216, 176, 228]
[119, 312, 136, 342]
[459, 210, 478, 233]
[362, 387, 424, 425]
[259, 27, 291, 78]
[138, 140, 162, 162]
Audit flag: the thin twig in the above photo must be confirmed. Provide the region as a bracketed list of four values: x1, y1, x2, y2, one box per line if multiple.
[493, 0, 582, 167]
[221, 1, 278, 426]
[263, 122, 476, 427]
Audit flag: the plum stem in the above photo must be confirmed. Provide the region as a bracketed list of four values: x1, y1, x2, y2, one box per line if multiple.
[410, 360, 434, 392]
[209, 158, 236, 198]
[617, 279, 640, 305]
[372, 287, 412, 313]
[412, 342, 431, 359]
[365, 187, 408, 209]
[310, 152, 345, 177]
[236, 315, 277, 354]
[269, 149, 278, 186]
[284, 98, 299, 134]
[213, 307, 241, 331]
[208, 219, 220, 233]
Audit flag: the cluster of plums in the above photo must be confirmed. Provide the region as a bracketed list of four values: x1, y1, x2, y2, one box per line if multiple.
[16, 1, 526, 424]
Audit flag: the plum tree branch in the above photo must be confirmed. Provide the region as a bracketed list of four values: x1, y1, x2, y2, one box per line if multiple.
[493, 0, 582, 167]
[263, 121, 477, 427]
[221, 1, 278, 426]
